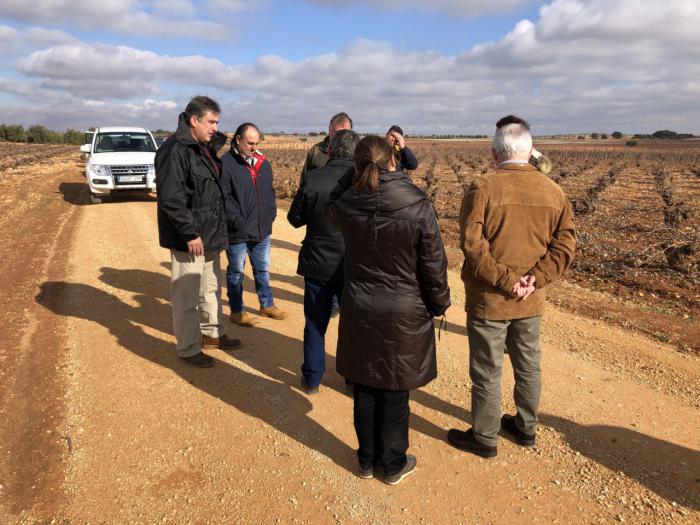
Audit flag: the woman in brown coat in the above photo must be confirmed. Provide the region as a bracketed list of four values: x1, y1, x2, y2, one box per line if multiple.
[332, 135, 450, 484]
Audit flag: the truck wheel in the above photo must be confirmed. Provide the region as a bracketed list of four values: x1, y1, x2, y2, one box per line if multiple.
[89, 192, 102, 204]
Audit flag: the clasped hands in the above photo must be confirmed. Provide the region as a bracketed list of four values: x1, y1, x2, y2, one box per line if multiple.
[511, 274, 536, 301]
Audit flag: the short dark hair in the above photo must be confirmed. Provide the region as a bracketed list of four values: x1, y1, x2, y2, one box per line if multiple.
[185, 96, 220, 121]
[329, 112, 353, 130]
[496, 115, 530, 130]
[387, 125, 404, 135]
[234, 122, 260, 139]
[330, 129, 360, 161]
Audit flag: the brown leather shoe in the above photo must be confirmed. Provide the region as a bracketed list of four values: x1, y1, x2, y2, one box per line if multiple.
[202, 334, 243, 350]
[259, 305, 288, 320]
[229, 311, 257, 327]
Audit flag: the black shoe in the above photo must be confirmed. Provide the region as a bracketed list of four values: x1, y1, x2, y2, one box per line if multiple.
[447, 428, 497, 458]
[300, 377, 319, 395]
[384, 455, 417, 485]
[501, 414, 536, 447]
[358, 464, 374, 480]
[179, 352, 214, 368]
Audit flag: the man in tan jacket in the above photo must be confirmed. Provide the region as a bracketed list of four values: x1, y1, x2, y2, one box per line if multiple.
[448, 115, 576, 458]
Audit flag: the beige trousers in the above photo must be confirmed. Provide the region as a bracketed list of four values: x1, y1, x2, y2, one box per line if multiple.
[170, 250, 223, 357]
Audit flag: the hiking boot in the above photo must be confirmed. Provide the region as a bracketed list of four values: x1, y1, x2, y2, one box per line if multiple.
[300, 376, 319, 395]
[179, 352, 214, 368]
[384, 455, 417, 485]
[501, 414, 536, 447]
[230, 311, 257, 327]
[358, 464, 374, 480]
[447, 428, 497, 458]
[202, 334, 243, 351]
[259, 305, 288, 320]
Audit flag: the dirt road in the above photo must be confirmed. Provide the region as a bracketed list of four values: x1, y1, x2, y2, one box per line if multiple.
[1, 157, 698, 524]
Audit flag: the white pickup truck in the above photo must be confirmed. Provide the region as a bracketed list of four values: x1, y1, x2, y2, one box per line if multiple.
[80, 126, 157, 204]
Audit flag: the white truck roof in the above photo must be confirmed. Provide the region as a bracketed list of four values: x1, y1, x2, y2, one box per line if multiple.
[97, 127, 151, 133]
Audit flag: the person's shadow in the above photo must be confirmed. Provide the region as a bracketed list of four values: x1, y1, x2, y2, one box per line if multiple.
[96, 267, 470, 441]
[541, 414, 700, 510]
[36, 277, 354, 472]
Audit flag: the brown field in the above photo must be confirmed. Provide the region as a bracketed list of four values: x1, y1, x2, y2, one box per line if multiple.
[1, 139, 698, 524]
[263, 137, 700, 352]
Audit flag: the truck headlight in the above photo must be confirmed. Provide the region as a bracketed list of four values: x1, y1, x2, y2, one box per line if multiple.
[88, 164, 110, 177]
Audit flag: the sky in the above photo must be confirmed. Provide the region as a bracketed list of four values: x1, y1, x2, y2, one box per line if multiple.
[0, 0, 698, 135]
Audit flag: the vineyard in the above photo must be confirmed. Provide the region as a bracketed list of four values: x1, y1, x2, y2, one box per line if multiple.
[264, 137, 700, 351]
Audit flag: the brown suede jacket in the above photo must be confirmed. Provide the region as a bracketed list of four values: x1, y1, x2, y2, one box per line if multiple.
[459, 163, 576, 320]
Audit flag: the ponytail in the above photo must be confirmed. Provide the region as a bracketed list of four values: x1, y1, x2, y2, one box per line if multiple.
[353, 135, 393, 193]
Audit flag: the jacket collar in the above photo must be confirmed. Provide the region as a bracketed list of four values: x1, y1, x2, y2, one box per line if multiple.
[497, 162, 538, 172]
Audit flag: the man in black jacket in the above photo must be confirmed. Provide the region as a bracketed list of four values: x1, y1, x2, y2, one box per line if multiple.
[156, 96, 242, 367]
[221, 122, 287, 327]
[288, 129, 360, 394]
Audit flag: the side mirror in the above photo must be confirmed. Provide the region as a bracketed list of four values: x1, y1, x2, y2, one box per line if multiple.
[80, 144, 91, 153]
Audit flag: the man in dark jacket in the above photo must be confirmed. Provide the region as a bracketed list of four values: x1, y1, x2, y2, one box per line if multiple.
[221, 122, 287, 327]
[300, 112, 353, 178]
[448, 116, 575, 458]
[385, 125, 419, 171]
[156, 96, 242, 368]
[288, 129, 360, 394]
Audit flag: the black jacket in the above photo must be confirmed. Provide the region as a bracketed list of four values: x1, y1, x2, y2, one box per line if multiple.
[396, 146, 419, 171]
[332, 171, 451, 390]
[221, 149, 277, 244]
[288, 159, 354, 282]
[155, 113, 228, 252]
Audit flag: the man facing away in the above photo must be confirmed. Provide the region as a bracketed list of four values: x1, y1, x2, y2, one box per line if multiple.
[221, 122, 287, 327]
[448, 115, 576, 457]
[156, 96, 242, 368]
[287, 129, 360, 394]
[300, 112, 353, 178]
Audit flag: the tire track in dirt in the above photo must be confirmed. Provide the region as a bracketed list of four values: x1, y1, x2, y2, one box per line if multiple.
[0, 155, 86, 521]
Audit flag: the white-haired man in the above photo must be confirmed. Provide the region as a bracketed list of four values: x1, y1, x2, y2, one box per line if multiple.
[448, 115, 576, 458]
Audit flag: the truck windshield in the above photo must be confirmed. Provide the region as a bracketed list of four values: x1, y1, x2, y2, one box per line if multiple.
[94, 132, 156, 153]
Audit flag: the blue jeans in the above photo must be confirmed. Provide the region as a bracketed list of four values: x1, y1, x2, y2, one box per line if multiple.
[302, 277, 343, 387]
[226, 236, 273, 312]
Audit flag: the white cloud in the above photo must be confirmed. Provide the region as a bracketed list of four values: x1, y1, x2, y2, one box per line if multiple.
[4, 0, 700, 133]
[0, 0, 230, 40]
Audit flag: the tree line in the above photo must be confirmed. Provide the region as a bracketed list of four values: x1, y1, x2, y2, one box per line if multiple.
[0, 124, 84, 145]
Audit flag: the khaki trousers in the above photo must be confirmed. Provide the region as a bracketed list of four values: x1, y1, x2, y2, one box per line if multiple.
[468, 316, 542, 447]
[170, 250, 223, 357]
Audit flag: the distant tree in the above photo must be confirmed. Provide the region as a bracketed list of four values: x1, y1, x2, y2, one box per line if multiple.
[63, 129, 83, 145]
[27, 125, 52, 143]
[600, 133, 608, 139]
[577, 135, 586, 140]
[590, 132, 600, 139]
[611, 131, 623, 139]
[309, 132, 318, 137]
[3, 124, 27, 142]
[652, 129, 694, 140]
[626, 140, 638, 147]
[319, 131, 327, 136]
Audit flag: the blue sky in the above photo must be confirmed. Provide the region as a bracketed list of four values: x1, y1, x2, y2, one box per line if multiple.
[1, 0, 698, 134]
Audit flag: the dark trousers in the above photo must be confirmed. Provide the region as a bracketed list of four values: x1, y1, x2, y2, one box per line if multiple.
[353, 384, 409, 475]
[301, 277, 342, 387]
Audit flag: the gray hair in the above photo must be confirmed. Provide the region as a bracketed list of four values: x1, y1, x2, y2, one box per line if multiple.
[492, 123, 533, 158]
[329, 112, 353, 131]
[330, 129, 360, 160]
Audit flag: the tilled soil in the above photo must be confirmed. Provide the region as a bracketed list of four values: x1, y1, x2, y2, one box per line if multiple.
[0, 149, 698, 524]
